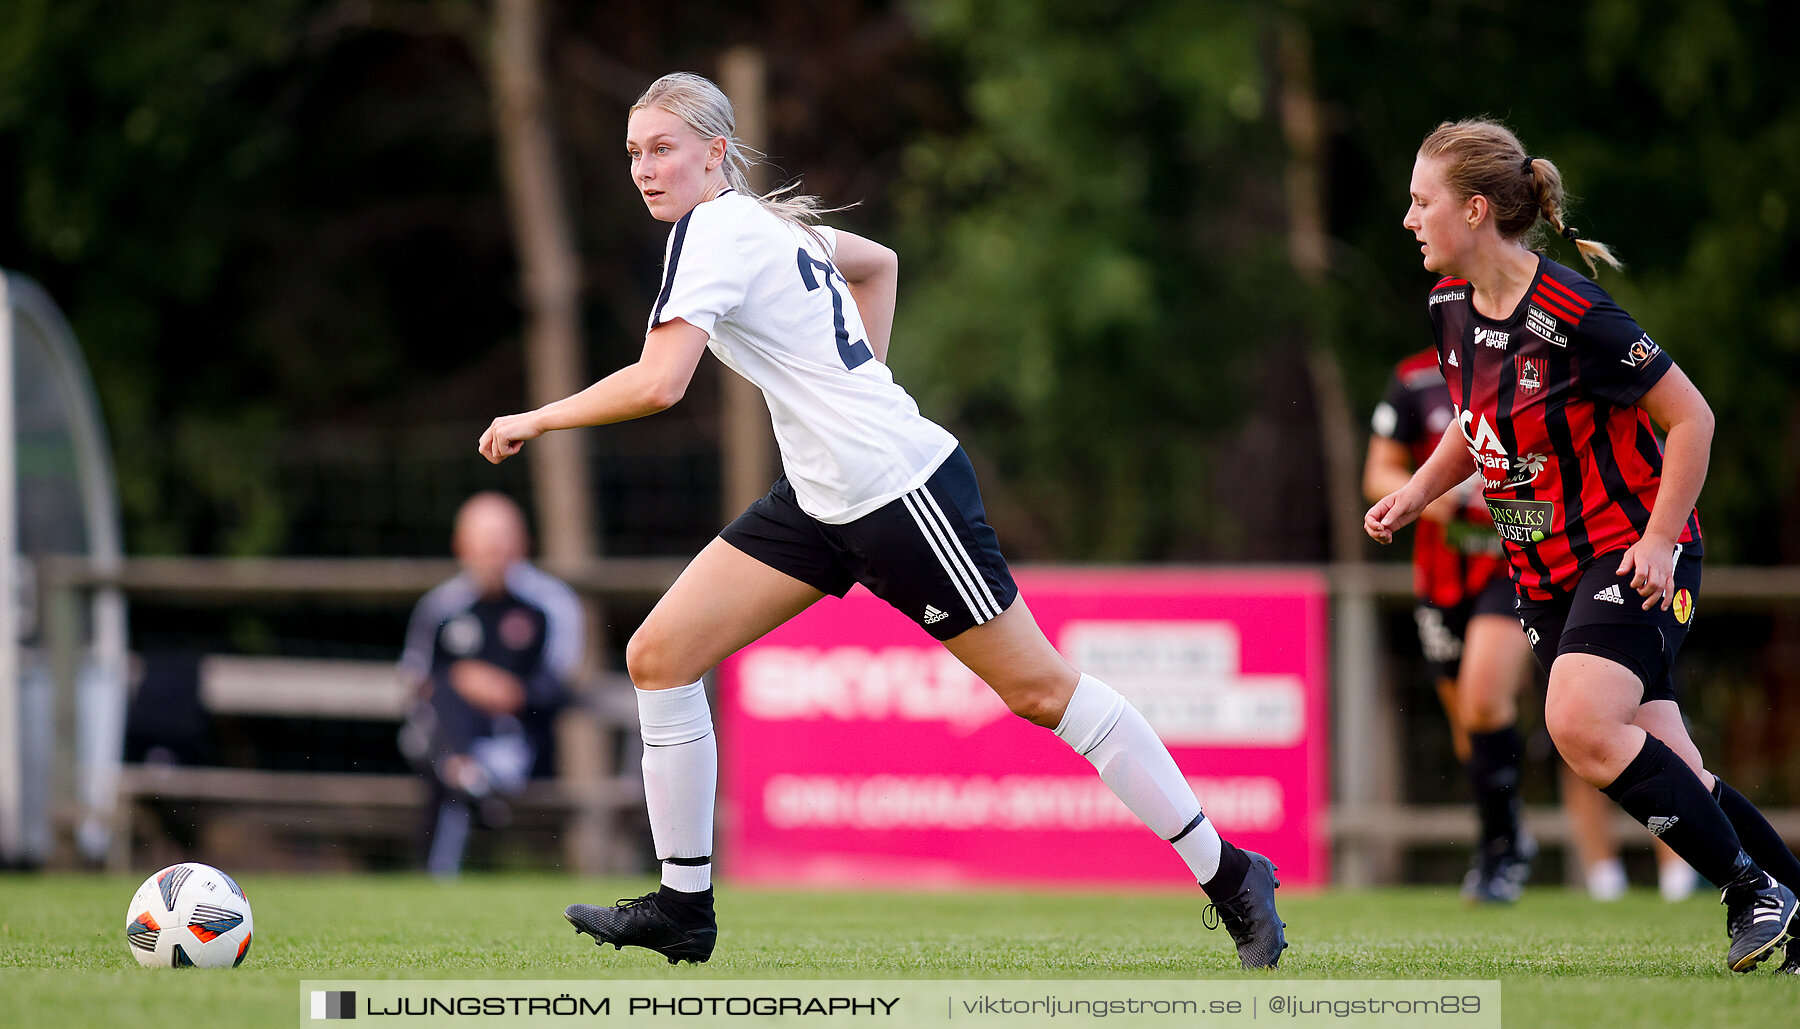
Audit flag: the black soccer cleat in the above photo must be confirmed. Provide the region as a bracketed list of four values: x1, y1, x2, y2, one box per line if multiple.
[1721, 871, 1797, 973]
[1778, 934, 1800, 976]
[1460, 833, 1536, 905]
[1203, 850, 1287, 970]
[565, 893, 717, 966]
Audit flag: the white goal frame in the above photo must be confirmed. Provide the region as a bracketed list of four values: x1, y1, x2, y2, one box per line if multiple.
[0, 271, 127, 866]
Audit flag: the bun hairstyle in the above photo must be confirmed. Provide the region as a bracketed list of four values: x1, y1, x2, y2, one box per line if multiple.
[1419, 118, 1622, 274]
[631, 72, 841, 232]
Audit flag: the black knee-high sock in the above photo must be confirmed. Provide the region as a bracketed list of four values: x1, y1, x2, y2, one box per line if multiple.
[1466, 726, 1524, 853]
[1601, 734, 1753, 887]
[1712, 777, 1800, 892]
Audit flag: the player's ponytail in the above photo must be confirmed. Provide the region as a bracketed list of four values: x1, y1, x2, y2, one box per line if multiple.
[1521, 155, 1622, 274]
[1420, 119, 1622, 275]
[631, 72, 849, 235]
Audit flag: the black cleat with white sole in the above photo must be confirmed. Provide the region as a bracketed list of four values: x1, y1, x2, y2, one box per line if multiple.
[1778, 935, 1800, 976]
[1203, 850, 1287, 970]
[1721, 870, 1797, 973]
[565, 892, 717, 966]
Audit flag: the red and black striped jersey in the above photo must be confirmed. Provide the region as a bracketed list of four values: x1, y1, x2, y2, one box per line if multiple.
[1371, 348, 1508, 608]
[1428, 256, 1701, 600]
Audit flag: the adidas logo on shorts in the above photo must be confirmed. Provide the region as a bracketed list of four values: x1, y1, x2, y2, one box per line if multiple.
[922, 605, 949, 625]
[1593, 584, 1625, 604]
[1646, 815, 1680, 837]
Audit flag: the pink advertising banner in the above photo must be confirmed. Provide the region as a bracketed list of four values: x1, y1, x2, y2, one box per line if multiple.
[718, 567, 1329, 888]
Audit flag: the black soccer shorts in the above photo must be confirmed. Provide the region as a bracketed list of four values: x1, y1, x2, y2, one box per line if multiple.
[1516, 545, 1701, 703]
[1414, 576, 1519, 682]
[720, 447, 1019, 641]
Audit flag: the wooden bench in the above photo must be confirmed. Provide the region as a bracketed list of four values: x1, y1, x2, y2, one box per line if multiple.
[112, 656, 646, 874]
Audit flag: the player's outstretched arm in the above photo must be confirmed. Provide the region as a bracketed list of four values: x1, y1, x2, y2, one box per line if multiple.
[1365, 429, 1477, 544]
[478, 318, 712, 464]
[1617, 364, 1713, 608]
[1365, 434, 1481, 527]
[831, 230, 898, 363]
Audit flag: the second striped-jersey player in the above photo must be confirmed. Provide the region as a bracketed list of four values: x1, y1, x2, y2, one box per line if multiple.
[1372, 347, 1507, 611]
[1429, 256, 1701, 598]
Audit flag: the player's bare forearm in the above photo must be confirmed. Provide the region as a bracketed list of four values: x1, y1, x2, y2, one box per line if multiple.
[1410, 429, 1480, 505]
[1362, 436, 1415, 504]
[1365, 431, 1476, 544]
[832, 230, 898, 363]
[1635, 367, 1713, 549]
[478, 318, 711, 464]
[1617, 367, 1711, 608]
[1640, 419, 1710, 549]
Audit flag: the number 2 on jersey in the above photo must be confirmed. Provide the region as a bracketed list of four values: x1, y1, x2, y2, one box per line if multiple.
[795, 248, 874, 370]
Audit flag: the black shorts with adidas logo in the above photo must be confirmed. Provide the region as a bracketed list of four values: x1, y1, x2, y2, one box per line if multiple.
[1515, 544, 1702, 703]
[719, 446, 1019, 641]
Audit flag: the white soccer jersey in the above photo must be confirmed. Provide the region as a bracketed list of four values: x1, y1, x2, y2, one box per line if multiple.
[649, 190, 958, 523]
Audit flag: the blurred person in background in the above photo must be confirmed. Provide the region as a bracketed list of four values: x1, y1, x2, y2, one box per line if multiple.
[1368, 118, 1800, 972]
[398, 491, 584, 876]
[477, 71, 1287, 970]
[1366, 351, 1695, 903]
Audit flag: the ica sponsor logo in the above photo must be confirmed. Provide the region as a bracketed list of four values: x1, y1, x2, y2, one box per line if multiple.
[1456, 407, 1513, 483]
[1474, 326, 1510, 350]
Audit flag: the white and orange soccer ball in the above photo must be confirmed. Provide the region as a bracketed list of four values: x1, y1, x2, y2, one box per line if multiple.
[125, 862, 254, 968]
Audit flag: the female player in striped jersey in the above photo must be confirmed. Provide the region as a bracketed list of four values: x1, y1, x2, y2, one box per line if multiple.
[1366, 118, 1800, 972]
[477, 72, 1286, 970]
[1366, 350, 1696, 904]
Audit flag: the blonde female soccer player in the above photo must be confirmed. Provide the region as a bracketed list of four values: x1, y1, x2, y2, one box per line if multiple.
[1367, 118, 1800, 972]
[1365, 350, 1697, 905]
[478, 72, 1287, 970]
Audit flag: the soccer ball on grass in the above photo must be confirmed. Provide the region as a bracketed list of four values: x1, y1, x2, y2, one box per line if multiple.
[125, 862, 254, 968]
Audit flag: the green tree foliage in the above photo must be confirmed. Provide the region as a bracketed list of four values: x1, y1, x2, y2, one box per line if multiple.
[2, 1, 1795, 565]
[894, 0, 1322, 560]
[1576, 0, 1800, 562]
[0, 0, 943, 557]
[0, 0, 530, 554]
[0, 0, 309, 552]
[1308, 0, 1800, 562]
[904, 0, 1800, 562]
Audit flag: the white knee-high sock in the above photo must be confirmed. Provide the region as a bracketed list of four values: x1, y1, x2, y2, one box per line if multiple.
[637, 681, 715, 893]
[1055, 673, 1224, 884]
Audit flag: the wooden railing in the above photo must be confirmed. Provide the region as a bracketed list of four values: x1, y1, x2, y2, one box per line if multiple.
[35, 555, 1800, 881]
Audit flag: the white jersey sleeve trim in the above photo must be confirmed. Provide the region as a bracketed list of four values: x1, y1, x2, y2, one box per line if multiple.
[649, 200, 750, 336]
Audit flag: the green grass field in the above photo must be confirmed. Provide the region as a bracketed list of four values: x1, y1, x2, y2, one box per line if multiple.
[1, 874, 1790, 1026]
